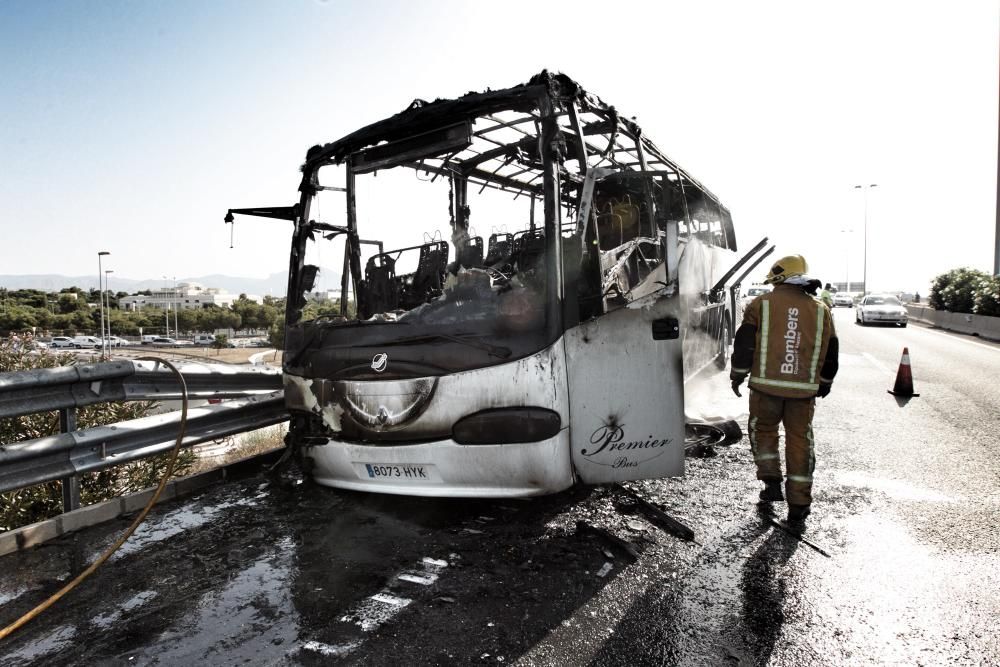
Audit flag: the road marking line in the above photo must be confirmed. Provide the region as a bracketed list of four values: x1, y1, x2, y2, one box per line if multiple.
[371, 592, 411, 606]
[862, 353, 892, 374]
[302, 641, 360, 657]
[398, 572, 438, 586]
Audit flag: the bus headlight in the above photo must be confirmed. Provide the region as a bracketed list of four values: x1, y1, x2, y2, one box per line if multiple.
[452, 408, 561, 445]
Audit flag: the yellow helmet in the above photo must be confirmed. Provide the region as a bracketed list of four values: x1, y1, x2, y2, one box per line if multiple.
[764, 254, 808, 285]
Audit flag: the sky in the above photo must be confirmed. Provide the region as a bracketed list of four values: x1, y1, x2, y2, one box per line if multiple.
[1, 0, 997, 294]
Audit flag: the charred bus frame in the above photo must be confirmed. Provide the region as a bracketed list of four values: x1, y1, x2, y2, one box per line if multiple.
[228, 72, 762, 496]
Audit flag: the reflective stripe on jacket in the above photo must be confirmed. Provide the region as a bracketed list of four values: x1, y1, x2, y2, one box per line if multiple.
[741, 284, 835, 398]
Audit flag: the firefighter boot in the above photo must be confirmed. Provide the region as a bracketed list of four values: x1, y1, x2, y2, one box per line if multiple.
[759, 480, 784, 502]
[787, 504, 811, 523]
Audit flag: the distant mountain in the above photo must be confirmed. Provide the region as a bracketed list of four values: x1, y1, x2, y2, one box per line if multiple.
[0, 269, 342, 296]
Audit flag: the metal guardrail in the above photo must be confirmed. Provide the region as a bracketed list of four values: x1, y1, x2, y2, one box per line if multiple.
[0, 360, 287, 509]
[0, 360, 282, 418]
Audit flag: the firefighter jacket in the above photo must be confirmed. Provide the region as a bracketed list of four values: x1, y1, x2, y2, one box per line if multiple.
[731, 283, 839, 399]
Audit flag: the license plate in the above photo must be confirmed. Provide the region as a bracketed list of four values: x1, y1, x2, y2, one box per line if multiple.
[355, 463, 440, 483]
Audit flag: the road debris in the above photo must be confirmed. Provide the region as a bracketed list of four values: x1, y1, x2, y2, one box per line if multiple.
[760, 505, 832, 557]
[616, 485, 697, 543]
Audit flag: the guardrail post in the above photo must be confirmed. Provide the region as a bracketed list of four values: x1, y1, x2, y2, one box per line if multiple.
[59, 407, 80, 513]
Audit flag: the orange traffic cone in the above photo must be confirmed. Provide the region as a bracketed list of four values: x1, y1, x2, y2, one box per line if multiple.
[888, 347, 920, 397]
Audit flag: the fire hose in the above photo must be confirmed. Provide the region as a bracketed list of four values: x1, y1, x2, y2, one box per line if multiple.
[0, 357, 190, 641]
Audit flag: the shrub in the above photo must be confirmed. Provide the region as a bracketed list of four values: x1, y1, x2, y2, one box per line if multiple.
[928, 267, 990, 314]
[0, 336, 194, 531]
[211, 334, 229, 353]
[973, 274, 1000, 317]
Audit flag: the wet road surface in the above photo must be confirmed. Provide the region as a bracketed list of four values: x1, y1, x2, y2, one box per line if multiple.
[1, 308, 998, 665]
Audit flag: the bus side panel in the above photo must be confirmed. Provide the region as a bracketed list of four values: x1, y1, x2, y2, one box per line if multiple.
[563, 301, 685, 483]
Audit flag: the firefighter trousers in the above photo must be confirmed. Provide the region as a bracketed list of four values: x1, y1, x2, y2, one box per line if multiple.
[748, 390, 816, 506]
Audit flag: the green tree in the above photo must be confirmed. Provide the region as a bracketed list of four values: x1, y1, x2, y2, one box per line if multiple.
[267, 321, 285, 350]
[57, 293, 86, 314]
[263, 295, 285, 308]
[176, 307, 202, 334]
[202, 306, 241, 332]
[0, 305, 39, 331]
[231, 295, 260, 330]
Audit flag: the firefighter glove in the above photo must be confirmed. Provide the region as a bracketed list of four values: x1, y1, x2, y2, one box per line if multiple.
[816, 382, 832, 398]
[730, 371, 747, 397]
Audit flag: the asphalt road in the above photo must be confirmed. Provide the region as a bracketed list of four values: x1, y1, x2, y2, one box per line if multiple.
[1, 308, 997, 665]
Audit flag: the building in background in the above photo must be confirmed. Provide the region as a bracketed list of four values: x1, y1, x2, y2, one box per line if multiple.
[119, 283, 261, 311]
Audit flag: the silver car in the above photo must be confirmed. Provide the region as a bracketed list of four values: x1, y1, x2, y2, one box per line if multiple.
[856, 294, 908, 327]
[833, 292, 854, 307]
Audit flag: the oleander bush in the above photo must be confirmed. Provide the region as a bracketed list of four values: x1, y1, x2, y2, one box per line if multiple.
[928, 267, 998, 315]
[973, 274, 1000, 317]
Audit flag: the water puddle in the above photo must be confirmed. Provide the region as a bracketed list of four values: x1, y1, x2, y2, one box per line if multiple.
[91, 590, 159, 629]
[123, 536, 298, 664]
[2, 624, 76, 663]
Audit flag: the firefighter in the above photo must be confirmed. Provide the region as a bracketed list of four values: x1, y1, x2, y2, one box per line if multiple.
[820, 283, 834, 309]
[729, 255, 839, 524]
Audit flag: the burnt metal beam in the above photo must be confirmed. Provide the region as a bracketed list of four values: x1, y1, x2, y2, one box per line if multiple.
[457, 135, 537, 173]
[225, 205, 300, 222]
[403, 161, 545, 198]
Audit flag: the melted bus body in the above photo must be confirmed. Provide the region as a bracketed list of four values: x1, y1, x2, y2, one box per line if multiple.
[230, 72, 759, 497]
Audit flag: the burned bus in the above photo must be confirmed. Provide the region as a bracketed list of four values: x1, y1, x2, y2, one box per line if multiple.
[227, 72, 766, 497]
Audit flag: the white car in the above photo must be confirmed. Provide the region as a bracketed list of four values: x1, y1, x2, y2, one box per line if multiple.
[72, 336, 102, 349]
[49, 336, 78, 348]
[105, 336, 129, 347]
[833, 292, 854, 307]
[856, 294, 908, 327]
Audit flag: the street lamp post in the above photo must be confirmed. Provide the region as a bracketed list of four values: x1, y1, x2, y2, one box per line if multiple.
[173, 277, 179, 339]
[97, 251, 110, 354]
[104, 269, 114, 355]
[854, 184, 877, 295]
[162, 276, 170, 337]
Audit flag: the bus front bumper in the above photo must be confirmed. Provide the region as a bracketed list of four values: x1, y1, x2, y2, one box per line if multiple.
[303, 430, 574, 498]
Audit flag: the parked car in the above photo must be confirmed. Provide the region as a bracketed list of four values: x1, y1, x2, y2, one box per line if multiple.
[49, 336, 78, 348]
[833, 292, 855, 307]
[150, 337, 178, 346]
[856, 294, 908, 327]
[150, 337, 196, 347]
[72, 336, 102, 349]
[745, 285, 772, 299]
[742, 284, 772, 307]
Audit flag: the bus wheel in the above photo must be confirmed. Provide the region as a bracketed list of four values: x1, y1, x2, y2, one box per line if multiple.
[714, 315, 731, 370]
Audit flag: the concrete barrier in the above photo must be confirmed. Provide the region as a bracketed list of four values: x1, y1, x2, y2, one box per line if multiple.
[905, 305, 1000, 342]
